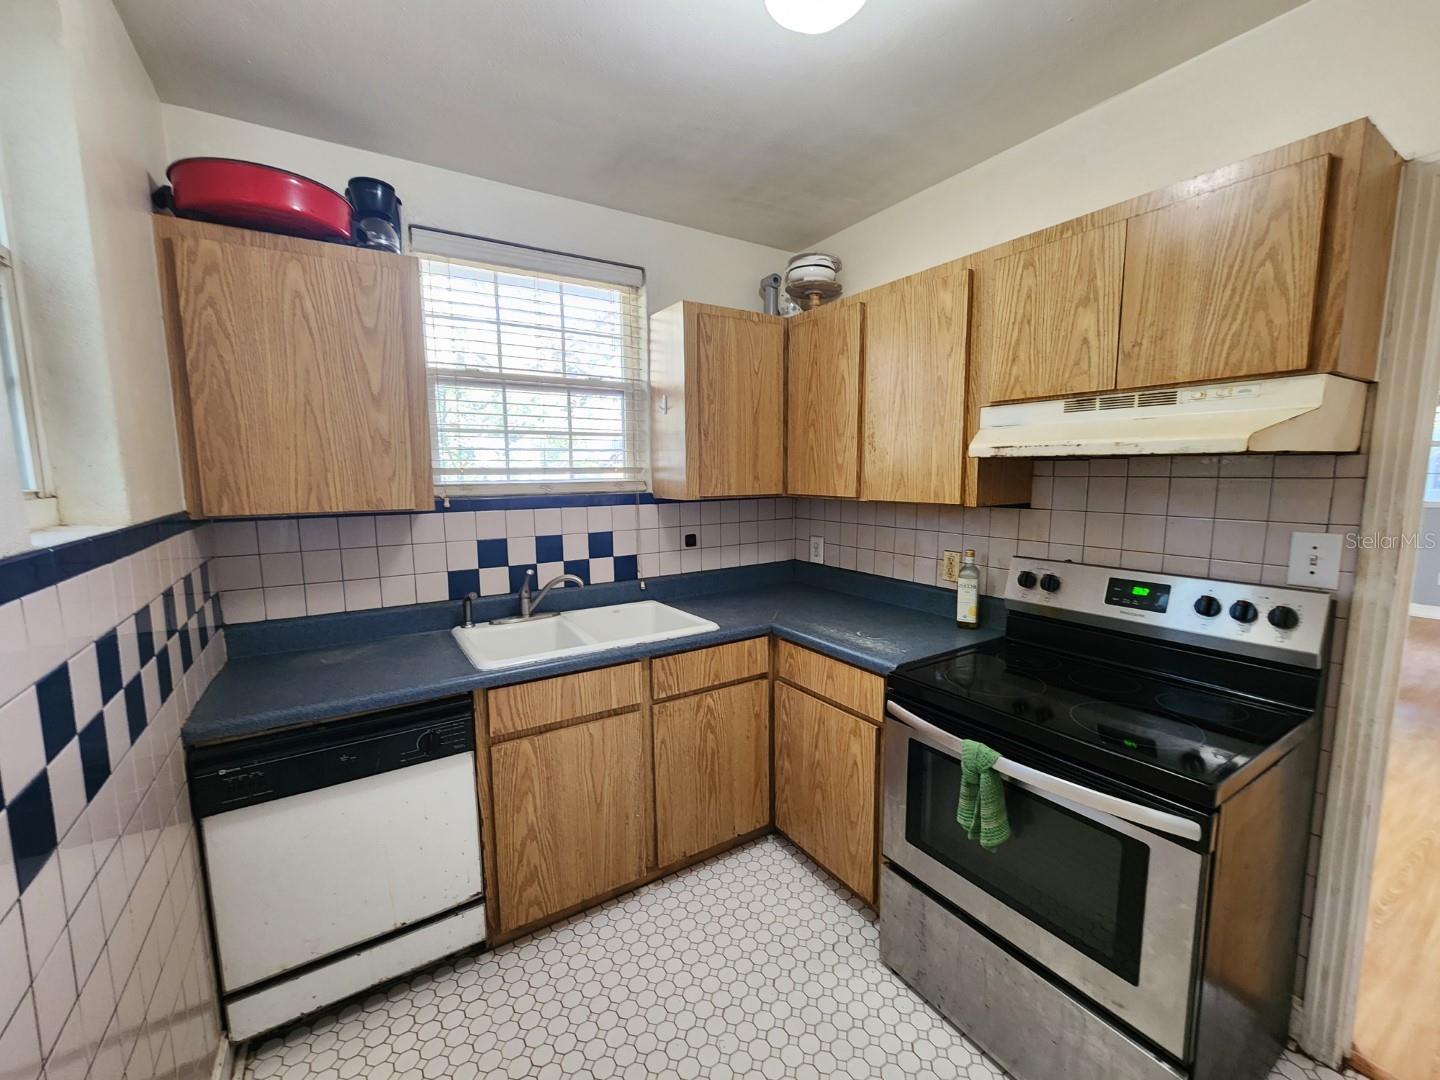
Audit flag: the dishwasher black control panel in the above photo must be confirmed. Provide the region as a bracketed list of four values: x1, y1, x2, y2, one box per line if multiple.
[188, 695, 474, 817]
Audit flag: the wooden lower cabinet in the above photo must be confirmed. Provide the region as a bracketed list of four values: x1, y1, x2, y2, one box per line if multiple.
[490, 710, 651, 933]
[773, 683, 879, 904]
[654, 679, 770, 866]
[481, 640, 886, 938]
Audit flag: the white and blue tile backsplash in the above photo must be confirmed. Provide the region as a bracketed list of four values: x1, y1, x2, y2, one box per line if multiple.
[209, 495, 800, 623]
[0, 521, 223, 1080]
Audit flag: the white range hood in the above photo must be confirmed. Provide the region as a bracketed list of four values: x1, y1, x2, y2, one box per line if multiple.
[968, 373, 1369, 458]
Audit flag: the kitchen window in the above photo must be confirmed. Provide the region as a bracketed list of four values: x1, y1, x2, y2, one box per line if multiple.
[1, 229, 43, 496]
[1427, 404, 1440, 505]
[412, 228, 647, 493]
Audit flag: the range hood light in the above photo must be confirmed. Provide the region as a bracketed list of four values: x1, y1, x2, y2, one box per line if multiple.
[765, 0, 867, 35]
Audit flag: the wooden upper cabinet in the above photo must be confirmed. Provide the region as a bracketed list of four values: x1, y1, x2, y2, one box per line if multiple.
[985, 222, 1126, 403]
[786, 303, 864, 497]
[650, 302, 785, 500]
[155, 216, 431, 517]
[860, 267, 970, 504]
[1116, 156, 1330, 390]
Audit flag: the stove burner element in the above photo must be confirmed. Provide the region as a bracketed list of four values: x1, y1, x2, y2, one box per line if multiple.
[1155, 689, 1253, 730]
[1067, 668, 1142, 696]
[1068, 702, 1208, 752]
[944, 655, 1048, 702]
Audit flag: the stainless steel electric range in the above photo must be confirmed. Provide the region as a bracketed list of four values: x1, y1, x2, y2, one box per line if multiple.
[880, 558, 1329, 1080]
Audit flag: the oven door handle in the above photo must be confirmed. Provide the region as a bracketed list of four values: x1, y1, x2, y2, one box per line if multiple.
[885, 701, 1203, 842]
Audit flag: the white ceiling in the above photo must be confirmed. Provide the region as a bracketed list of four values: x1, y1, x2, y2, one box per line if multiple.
[114, 0, 1306, 249]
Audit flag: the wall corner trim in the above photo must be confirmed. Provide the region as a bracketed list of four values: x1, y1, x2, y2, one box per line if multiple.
[1298, 160, 1440, 1065]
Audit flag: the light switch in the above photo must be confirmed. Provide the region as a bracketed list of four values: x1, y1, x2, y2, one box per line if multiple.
[1287, 532, 1342, 590]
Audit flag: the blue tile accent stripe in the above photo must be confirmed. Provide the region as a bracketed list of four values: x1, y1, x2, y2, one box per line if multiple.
[0, 512, 195, 605]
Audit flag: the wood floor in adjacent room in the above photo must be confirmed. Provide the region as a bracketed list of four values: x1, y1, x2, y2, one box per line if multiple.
[1352, 616, 1440, 1080]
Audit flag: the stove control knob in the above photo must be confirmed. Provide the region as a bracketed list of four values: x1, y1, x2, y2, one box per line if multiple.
[1039, 574, 1062, 593]
[1229, 600, 1259, 624]
[1193, 595, 1223, 618]
[1267, 605, 1300, 630]
[1016, 571, 1038, 590]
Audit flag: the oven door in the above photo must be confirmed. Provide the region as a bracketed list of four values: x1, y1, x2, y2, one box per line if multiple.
[883, 701, 1206, 1060]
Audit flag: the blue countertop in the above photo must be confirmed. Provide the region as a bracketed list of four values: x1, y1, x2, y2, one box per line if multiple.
[184, 564, 1004, 746]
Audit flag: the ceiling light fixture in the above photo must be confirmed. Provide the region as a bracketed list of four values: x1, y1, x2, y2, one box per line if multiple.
[765, 0, 867, 35]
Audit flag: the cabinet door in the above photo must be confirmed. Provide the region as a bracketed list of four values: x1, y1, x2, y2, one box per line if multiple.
[787, 304, 864, 497]
[774, 683, 878, 903]
[490, 711, 651, 932]
[985, 223, 1126, 403]
[654, 680, 770, 866]
[860, 267, 970, 504]
[696, 308, 786, 496]
[1116, 156, 1329, 390]
[173, 234, 430, 516]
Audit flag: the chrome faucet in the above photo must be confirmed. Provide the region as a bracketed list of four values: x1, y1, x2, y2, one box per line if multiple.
[518, 568, 584, 618]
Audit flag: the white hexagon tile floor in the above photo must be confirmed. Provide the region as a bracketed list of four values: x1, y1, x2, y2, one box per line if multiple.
[242, 836, 1359, 1080]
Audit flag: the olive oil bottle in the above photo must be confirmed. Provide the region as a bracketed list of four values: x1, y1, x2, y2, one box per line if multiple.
[956, 549, 981, 628]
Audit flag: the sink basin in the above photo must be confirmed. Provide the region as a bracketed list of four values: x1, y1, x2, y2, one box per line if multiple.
[564, 601, 716, 642]
[451, 600, 719, 672]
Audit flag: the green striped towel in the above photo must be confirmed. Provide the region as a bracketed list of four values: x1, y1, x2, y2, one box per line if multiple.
[956, 739, 1011, 850]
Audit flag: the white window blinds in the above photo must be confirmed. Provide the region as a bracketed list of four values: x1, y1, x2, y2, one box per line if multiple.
[413, 228, 647, 490]
[1427, 404, 1440, 504]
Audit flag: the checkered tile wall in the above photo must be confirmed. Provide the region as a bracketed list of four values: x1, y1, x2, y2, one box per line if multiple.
[209, 496, 798, 623]
[0, 526, 224, 1080]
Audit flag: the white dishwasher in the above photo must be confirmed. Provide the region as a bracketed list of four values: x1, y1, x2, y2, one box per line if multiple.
[190, 695, 485, 1040]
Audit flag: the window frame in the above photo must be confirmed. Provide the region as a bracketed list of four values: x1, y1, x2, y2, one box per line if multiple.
[1426, 402, 1440, 507]
[0, 239, 47, 498]
[412, 230, 649, 496]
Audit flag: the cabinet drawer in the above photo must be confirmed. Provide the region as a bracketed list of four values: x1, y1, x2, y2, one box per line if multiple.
[488, 662, 644, 740]
[775, 641, 883, 721]
[652, 638, 768, 700]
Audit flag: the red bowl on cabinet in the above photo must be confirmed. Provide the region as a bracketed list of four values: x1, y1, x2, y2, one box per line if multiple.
[166, 158, 353, 242]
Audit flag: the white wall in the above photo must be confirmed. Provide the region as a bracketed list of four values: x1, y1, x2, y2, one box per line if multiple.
[60, 0, 184, 523]
[0, 0, 182, 529]
[160, 107, 792, 315]
[815, 0, 1440, 292]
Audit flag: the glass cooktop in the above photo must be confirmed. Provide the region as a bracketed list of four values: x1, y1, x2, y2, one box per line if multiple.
[890, 637, 1315, 804]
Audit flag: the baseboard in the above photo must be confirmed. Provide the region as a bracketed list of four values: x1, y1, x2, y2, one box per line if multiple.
[1347, 1049, 1401, 1080]
[1408, 602, 1440, 619]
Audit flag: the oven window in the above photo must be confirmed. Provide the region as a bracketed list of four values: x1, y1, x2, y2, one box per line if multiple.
[906, 742, 1150, 984]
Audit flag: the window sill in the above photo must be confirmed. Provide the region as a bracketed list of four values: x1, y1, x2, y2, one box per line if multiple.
[29, 522, 120, 549]
[437, 480, 648, 498]
[23, 494, 59, 531]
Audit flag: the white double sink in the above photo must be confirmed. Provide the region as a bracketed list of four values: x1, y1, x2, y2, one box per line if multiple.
[450, 600, 719, 672]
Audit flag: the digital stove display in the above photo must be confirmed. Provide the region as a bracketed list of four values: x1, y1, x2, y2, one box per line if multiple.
[1105, 577, 1171, 612]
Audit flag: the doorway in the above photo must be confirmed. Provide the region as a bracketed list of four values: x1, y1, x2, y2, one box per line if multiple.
[1349, 408, 1440, 1080]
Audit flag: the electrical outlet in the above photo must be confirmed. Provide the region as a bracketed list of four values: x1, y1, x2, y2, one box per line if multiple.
[1287, 532, 1342, 590]
[941, 550, 964, 583]
[809, 535, 824, 563]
